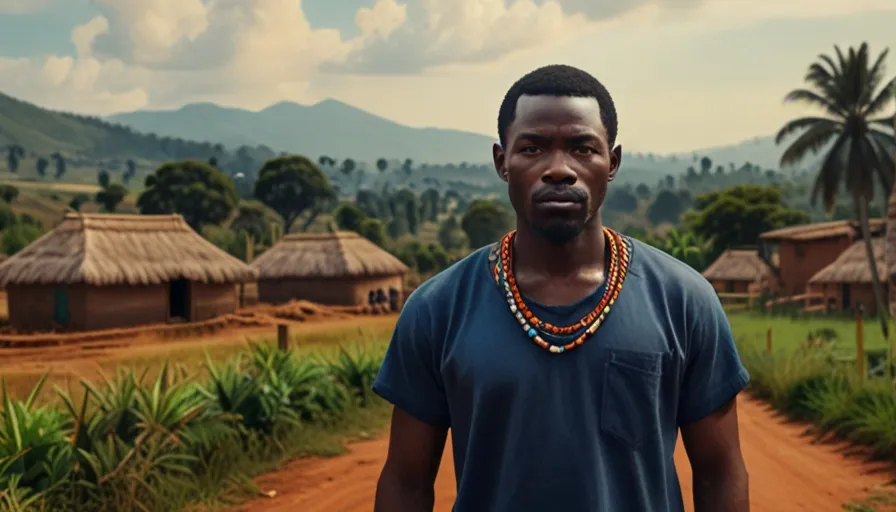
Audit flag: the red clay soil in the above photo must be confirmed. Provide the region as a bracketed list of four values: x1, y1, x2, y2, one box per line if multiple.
[233, 395, 895, 512]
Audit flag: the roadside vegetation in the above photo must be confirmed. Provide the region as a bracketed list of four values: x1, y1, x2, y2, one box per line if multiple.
[0, 342, 389, 512]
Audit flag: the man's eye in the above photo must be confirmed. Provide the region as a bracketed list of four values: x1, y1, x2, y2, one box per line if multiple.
[574, 146, 596, 154]
[521, 146, 540, 153]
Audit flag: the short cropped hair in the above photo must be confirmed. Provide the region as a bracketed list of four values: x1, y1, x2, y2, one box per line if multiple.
[497, 64, 618, 148]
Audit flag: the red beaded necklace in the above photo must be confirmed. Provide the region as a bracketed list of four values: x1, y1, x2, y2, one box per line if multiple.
[489, 227, 632, 354]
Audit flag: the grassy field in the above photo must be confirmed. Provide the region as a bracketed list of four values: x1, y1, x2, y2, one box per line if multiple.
[728, 310, 888, 355]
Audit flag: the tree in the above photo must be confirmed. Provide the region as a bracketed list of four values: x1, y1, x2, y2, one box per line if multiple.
[358, 218, 387, 247]
[685, 184, 809, 259]
[333, 202, 367, 232]
[776, 43, 896, 337]
[0, 184, 18, 203]
[376, 158, 389, 173]
[437, 215, 467, 251]
[95, 183, 128, 212]
[253, 155, 334, 232]
[5, 145, 23, 173]
[604, 188, 638, 213]
[36, 157, 48, 177]
[229, 202, 270, 244]
[51, 152, 66, 179]
[461, 199, 512, 248]
[98, 170, 110, 188]
[138, 159, 239, 231]
[2, 222, 42, 255]
[646, 190, 685, 225]
[0, 202, 16, 231]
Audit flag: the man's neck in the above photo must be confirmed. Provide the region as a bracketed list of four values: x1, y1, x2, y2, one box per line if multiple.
[512, 218, 607, 280]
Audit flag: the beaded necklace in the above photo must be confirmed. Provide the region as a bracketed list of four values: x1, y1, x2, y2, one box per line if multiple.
[489, 227, 632, 354]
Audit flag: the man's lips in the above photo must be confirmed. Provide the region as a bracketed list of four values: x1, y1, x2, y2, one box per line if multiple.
[536, 200, 583, 211]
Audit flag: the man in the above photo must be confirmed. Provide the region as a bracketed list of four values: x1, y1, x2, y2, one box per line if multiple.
[372, 64, 750, 511]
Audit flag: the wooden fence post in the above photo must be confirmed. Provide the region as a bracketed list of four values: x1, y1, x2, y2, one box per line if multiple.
[277, 324, 289, 351]
[856, 308, 865, 382]
[766, 328, 772, 355]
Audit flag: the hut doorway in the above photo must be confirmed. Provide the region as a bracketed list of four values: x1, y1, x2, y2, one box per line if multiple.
[53, 286, 69, 327]
[841, 283, 852, 310]
[169, 279, 190, 321]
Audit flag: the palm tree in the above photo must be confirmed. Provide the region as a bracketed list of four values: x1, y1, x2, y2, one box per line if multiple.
[775, 43, 895, 338]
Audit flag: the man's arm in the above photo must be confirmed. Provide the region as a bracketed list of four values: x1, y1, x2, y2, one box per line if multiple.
[677, 278, 751, 511]
[371, 286, 450, 512]
[681, 398, 749, 512]
[374, 407, 448, 511]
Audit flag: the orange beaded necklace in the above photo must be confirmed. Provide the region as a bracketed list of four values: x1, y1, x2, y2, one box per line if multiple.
[489, 227, 632, 354]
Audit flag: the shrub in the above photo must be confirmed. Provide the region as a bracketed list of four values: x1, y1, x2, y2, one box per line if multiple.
[0, 342, 385, 511]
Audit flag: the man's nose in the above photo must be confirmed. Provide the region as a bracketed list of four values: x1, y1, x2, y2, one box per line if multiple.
[541, 150, 577, 185]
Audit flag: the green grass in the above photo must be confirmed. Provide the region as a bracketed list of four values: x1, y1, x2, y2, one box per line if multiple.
[0, 342, 392, 512]
[728, 310, 889, 355]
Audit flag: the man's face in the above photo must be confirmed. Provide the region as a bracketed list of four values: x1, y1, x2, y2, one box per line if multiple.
[493, 95, 621, 246]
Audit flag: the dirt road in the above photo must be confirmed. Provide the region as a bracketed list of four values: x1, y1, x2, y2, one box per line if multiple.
[234, 395, 894, 512]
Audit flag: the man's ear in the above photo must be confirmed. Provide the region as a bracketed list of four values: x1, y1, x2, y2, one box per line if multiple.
[493, 142, 508, 182]
[608, 144, 623, 182]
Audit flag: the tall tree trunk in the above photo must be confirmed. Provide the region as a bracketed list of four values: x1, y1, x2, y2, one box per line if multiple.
[857, 199, 889, 340]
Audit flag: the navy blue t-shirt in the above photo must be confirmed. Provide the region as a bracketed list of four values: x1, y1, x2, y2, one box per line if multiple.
[373, 236, 750, 511]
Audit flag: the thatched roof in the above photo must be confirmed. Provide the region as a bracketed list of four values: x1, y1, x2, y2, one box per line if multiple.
[0, 213, 258, 287]
[761, 219, 884, 242]
[809, 238, 887, 284]
[251, 231, 409, 280]
[702, 249, 771, 281]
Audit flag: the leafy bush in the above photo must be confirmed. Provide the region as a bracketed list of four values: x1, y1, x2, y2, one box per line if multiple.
[0, 343, 384, 511]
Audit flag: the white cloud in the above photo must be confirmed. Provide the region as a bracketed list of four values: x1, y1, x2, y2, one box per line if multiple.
[355, 0, 408, 40]
[71, 16, 110, 58]
[329, 0, 592, 74]
[0, 0, 893, 119]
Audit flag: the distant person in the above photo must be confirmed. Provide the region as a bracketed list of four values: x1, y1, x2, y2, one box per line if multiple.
[376, 289, 387, 305]
[372, 65, 750, 511]
[368, 290, 377, 306]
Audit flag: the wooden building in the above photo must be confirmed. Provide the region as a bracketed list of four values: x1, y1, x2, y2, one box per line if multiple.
[808, 238, 887, 315]
[0, 213, 258, 332]
[251, 231, 409, 309]
[702, 249, 773, 293]
[758, 219, 884, 298]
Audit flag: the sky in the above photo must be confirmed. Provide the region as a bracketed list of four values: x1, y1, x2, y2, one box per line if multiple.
[0, 0, 893, 154]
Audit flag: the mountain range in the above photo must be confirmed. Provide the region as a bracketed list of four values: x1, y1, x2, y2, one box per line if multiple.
[0, 89, 799, 178]
[106, 99, 793, 170]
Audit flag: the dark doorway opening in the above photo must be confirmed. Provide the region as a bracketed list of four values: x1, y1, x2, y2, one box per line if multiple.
[169, 279, 190, 321]
[841, 283, 851, 310]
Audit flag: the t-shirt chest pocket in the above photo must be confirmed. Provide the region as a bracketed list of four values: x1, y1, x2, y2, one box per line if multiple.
[600, 349, 665, 449]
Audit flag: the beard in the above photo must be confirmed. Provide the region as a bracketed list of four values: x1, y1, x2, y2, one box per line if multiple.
[531, 216, 589, 246]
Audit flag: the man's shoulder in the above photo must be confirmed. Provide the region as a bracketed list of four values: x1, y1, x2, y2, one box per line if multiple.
[404, 243, 492, 312]
[628, 236, 718, 304]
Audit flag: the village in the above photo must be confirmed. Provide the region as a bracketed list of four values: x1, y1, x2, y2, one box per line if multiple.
[0, 2, 894, 509]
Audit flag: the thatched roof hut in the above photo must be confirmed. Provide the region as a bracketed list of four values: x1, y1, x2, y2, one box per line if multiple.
[0, 212, 257, 288]
[702, 249, 770, 282]
[0, 213, 257, 332]
[761, 219, 885, 242]
[251, 231, 409, 307]
[251, 231, 409, 280]
[809, 238, 886, 285]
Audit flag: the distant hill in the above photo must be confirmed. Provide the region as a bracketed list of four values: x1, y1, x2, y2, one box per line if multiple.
[1, 89, 815, 187]
[106, 100, 499, 165]
[672, 135, 810, 172]
[0, 91, 230, 161]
